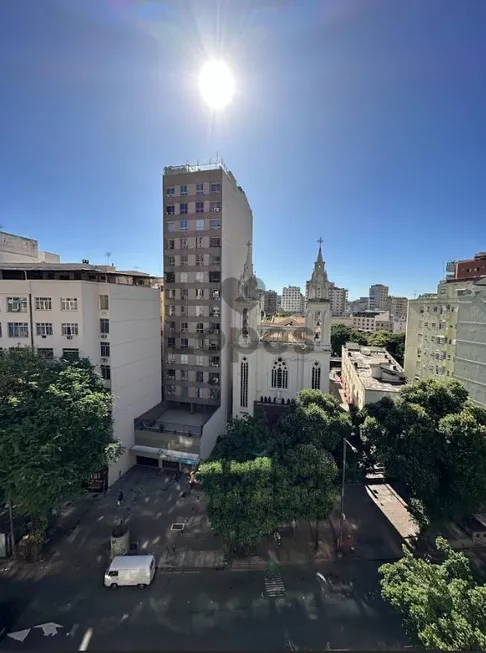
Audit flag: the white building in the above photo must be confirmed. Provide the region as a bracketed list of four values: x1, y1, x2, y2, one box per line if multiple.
[0, 254, 161, 486]
[0, 231, 60, 264]
[341, 343, 406, 409]
[232, 244, 331, 418]
[389, 296, 408, 319]
[329, 283, 348, 317]
[281, 285, 305, 313]
[369, 284, 389, 311]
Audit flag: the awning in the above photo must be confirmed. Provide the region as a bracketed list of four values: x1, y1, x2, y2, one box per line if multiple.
[131, 445, 199, 466]
[131, 445, 161, 459]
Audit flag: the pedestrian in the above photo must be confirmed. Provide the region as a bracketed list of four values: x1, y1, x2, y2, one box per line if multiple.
[172, 544, 176, 554]
[117, 491, 124, 507]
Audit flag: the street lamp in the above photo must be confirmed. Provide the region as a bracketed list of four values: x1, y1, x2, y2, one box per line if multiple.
[339, 434, 358, 553]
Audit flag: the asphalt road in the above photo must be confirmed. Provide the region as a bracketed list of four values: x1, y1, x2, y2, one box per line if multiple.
[1, 562, 411, 651]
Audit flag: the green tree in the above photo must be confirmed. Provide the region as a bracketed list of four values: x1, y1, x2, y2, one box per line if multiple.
[331, 324, 368, 356]
[367, 331, 406, 366]
[211, 415, 273, 462]
[0, 349, 122, 530]
[379, 537, 486, 650]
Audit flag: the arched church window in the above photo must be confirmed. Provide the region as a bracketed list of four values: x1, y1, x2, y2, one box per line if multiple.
[271, 357, 288, 389]
[311, 362, 321, 390]
[242, 308, 249, 336]
[240, 357, 248, 408]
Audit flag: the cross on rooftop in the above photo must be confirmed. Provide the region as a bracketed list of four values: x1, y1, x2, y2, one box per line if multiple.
[317, 237, 323, 247]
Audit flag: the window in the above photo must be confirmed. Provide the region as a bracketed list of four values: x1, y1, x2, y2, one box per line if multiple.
[196, 322, 204, 332]
[167, 354, 176, 364]
[180, 354, 189, 364]
[196, 272, 204, 283]
[100, 318, 110, 334]
[181, 289, 188, 300]
[167, 369, 176, 380]
[209, 272, 220, 283]
[196, 306, 204, 317]
[210, 201, 221, 212]
[271, 358, 288, 389]
[180, 272, 188, 283]
[101, 342, 110, 357]
[180, 255, 188, 266]
[61, 297, 78, 311]
[37, 348, 54, 359]
[62, 323, 79, 336]
[167, 239, 175, 250]
[100, 364, 111, 380]
[180, 184, 188, 195]
[210, 356, 219, 367]
[196, 254, 204, 266]
[8, 322, 29, 338]
[180, 238, 187, 249]
[166, 187, 175, 196]
[180, 203, 188, 215]
[181, 338, 189, 349]
[211, 183, 221, 193]
[196, 219, 205, 230]
[168, 337, 175, 348]
[196, 355, 204, 366]
[195, 237, 204, 248]
[196, 202, 204, 213]
[168, 306, 176, 316]
[180, 369, 188, 380]
[195, 288, 204, 299]
[212, 289, 220, 299]
[181, 386, 189, 397]
[166, 385, 175, 396]
[240, 357, 248, 408]
[196, 387, 203, 399]
[7, 297, 28, 313]
[181, 322, 188, 332]
[99, 295, 109, 310]
[36, 322, 53, 336]
[166, 205, 175, 215]
[63, 348, 79, 361]
[211, 255, 221, 265]
[169, 289, 176, 299]
[167, 222, 176, 232]
[311, 362, 321, 390]
[242, 308, 248, 336]
[180, 219, 188, 231]
[196, 371, 204, 383]
[211, 219, 221, 229]
[35, 297, 52, 310]
[166, 272, 175, 283]
[196, 183, 204, 195]
[210, 237, 221, 247]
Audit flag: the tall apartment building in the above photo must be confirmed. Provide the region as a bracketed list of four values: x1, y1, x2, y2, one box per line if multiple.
[329, 283, 348, 316]
[161, 160, 253, 460]
[349, 297, 369, 314]
[369, 284, 389, 311]
[0, 233, 161, 485]
[281, 286, 304, 313]
[405, 277, 486, 406]
[389, 296, 408, 319]
[263, 289, 277, 316]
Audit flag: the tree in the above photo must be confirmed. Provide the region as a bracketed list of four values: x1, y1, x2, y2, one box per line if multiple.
[331, 324, 368, 356]
[367, 331, 406, 366]
[379, 537, 486, 650]
[0, 349, 122, 531]
[211, 415, 273, 462]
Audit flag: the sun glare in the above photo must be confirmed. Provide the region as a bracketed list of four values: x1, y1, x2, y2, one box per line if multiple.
[198, 60, 235, 110]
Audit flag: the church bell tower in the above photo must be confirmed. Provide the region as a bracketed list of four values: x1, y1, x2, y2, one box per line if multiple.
[305, 238, 331, 349]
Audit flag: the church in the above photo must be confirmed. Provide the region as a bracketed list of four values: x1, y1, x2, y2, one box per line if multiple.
[232, 242, 332, 419]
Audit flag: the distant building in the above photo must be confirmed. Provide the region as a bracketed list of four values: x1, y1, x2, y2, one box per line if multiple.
[389, 296, 408, 319]
[0, 231, 60, 264]
[282, 285, 305, 313]
[448, 252, 486, 281]
[341, 343, 406, 409]
[329, 283, 348, 317]
[348, 297, 369, 314]
[263, 290, 277, 316]
[369, 284, 389, 311]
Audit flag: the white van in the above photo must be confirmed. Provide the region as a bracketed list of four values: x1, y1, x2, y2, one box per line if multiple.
[104, 555, 156, 589]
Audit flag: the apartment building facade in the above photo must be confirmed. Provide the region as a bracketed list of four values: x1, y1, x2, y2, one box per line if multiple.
[329, 283, 348, 316]
[281, 286, 304, 313]
[389, 296, 408, 319]
[447, 252, 486, 281]
[369, 284, 389, 311]
[263, 289, 277, 317]
[162, 160, 253, 459]
[0, 259, 161, 484]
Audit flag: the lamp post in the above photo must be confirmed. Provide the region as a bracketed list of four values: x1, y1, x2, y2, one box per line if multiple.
[338, 435, 358, 552]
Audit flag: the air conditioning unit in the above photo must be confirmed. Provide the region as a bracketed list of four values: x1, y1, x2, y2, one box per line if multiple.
[66, 335, 73, 340]
[101, 334, 107, 339]
[101, 357, 108, 363]
[41, 335, 47, 339]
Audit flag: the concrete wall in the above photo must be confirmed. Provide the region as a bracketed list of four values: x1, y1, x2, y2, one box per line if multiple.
[454, 288, 486, 407]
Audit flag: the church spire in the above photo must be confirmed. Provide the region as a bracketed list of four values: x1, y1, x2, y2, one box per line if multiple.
[238, 240, 258, 300]
[307, 238, 329, 300]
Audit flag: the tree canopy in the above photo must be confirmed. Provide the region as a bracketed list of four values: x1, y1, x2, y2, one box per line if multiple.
[211, 414, 272, 462]
[330, 324, 367, 356]
[331, 324, 406, 365]
[0, 348, 122, 527]
[380, 537, 486, 651]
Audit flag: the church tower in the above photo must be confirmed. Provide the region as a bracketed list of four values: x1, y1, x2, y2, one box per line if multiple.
[305, 239, 331, 349]
[234, 241, 260, 347]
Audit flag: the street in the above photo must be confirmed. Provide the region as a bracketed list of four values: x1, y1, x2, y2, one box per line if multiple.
[1, 562, 411, 651]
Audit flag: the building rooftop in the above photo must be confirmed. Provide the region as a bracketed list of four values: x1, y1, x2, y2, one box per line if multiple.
[344, 343, 406, 392]
[0, 261, 157, 285]
[261, 315, 305, 326]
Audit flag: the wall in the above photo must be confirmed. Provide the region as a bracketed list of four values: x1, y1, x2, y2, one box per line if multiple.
[0, 232, 38, 262]
[454, 289, 486, 407]
[200, 405, 226, 459]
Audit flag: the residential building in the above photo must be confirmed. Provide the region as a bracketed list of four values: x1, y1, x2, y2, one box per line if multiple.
[352, 311, 390, 333]
[154, 159, 253, 467]
[329, 283, 348, 316]
[0, 230, 60, 264]
[0, 253, 161, 485]
[281, 285, 305, 313]
[369, 284, 389, 311]
[348, 297, 369, 314]
[263, 290, 277, 317]
[447, 252, 486, 281]
[331, 316, 354, 328]
[389, 296, 408, 319]
[232, 242, 331, 418]
[341, 343, 406, 409]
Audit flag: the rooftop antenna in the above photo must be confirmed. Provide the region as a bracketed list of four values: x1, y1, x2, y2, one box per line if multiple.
[105, 252, 112, 266]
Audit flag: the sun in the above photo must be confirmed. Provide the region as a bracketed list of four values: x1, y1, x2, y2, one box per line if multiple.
[198, 60, 235, 110]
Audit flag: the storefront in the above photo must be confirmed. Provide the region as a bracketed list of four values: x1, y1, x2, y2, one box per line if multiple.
[130, 445, 199, 471]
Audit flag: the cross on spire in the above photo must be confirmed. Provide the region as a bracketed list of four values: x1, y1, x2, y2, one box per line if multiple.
[317, 237, 323, 248]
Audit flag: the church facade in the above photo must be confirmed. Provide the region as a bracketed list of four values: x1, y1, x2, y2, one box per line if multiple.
[231, 242, 332, 419]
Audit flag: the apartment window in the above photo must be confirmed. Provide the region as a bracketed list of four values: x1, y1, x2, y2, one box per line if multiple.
[100, 364, 111, 380]
[8, 322, 29, 338]
[211, 219, 221, 229]
[100, 318, 109, 334]
[196, 355, 204, 366]
[100, 342, 110, 357]
[196, 183, 204, 195]
[99, 295, 109, 310]
[167, 239, 175, 250]
[210, 255, 221, 266]
[168, 337, 176, 348]
[180, 354, 189, 364]
[195, 288, 204, 299]
[180, 203, 188, 215]
[7, 297, 28, 313]
[195, 237, 204, 248]
[180, 272, 188, 283]
[209, 272, 221, 283]
[210, 356, 219, 367]
[210, 389, 220, 400]
[212, 289, 220, 299]
[166, 385, 176, 396]
[196, 388, 203, 399]
[167, 369, 176, 380]
[180, 255, 188, 266]
[168, 306, 176, 316]
[168, 321, 176, 332]
[35, 297, 52, 310]
[167, 256, 175, 267]
[60, 297, 78, 311]
[166, 272, 175, 283]
[181, 322, 188, 332]
[211, 183, 221, 193]
[196, 322, 204, 333]
[36, 323, 53, 336]
[210, 201, 221, 212]
[167, 354, 176, 364]
[181, 386, 189, 397]
[167, 222, 176, 232]
[180, 219, 188, 231]
[196, 272, 204, 283]
[62, 348, 79, 361]
[62, 323, 79, 336]
[181, 338, 189, 349]
[180, 369, 188, 380]
[210, 237, 221, 247]
[169, 289, 176, 299]
[37, 348, 54, 359]
[180, 184, 188, 195]
[180, 238, 187, 249]
[196, 371, 204, 383]
[240, 358, 248, 408]
[166, 187, 175, 196]
[196, 306, 204, 317]
[196, 254, 204, 266]
[166, 205, 175, 215]
[271, 358, 288, 389]
[196, 201, 204, 213]
[196, 219, 205, 230]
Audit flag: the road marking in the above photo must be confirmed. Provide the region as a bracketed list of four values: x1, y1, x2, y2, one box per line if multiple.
[34, 622, 63, 637]
[264, 573, 286, 597]
[7, 629, 31, 643]
[79, 627, 93, 651]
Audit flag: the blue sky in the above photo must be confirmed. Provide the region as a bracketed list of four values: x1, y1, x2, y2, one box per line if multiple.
[1, 0, 486, 300]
